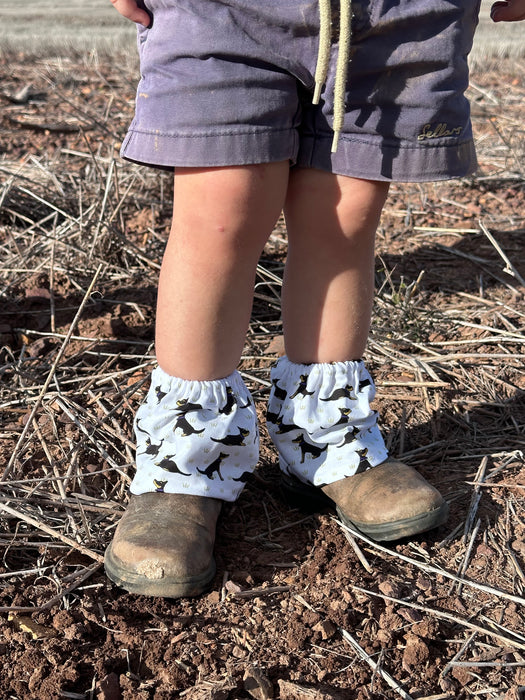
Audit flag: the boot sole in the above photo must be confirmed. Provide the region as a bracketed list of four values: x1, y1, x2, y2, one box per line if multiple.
[104, 543, 216, 598]
[281, 472, 449, 542]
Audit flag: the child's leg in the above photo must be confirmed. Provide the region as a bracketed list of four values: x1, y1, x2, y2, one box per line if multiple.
[129, 162, 289, 501]
[157, 163, 290, 380]
[282, 169, 388, 364]
[105, 162, 289, 597]
[268, 169, 448, 542]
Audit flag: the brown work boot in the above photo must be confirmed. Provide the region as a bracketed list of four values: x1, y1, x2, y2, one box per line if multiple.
[321, 460, 448, 541]
[282, 460, 448, 542]
[104, 492, 222, 598]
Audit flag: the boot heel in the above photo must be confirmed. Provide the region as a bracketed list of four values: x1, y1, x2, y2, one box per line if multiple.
[280, 473, 334, 513]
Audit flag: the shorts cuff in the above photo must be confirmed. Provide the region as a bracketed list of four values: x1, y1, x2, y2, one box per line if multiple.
[296, 133, 478, 182]
[121, 127, 299, 169]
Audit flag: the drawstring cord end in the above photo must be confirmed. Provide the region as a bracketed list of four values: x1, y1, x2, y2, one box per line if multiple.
[331, 0, 352, 156]
[331, 129, 341, 153]
[313, 81, 324, 105]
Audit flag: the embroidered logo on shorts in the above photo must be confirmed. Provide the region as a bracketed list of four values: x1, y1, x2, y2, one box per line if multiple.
[417, 123, 463, 141]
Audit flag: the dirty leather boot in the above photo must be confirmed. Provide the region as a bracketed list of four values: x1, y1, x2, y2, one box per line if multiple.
[104, 492, 222, 598]
[283, 460, 448, 542]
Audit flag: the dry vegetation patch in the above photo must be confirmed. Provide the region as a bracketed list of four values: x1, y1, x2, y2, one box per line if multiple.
[0, 52, 524, 699]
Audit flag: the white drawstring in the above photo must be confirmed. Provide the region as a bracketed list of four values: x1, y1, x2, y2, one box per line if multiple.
[331, 0, 352, 152]
[312, 0, 353, 153]
[313, 0, 332, 105]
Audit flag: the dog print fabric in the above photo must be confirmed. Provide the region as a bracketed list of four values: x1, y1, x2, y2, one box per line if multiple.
[130, 366, 259, 501]
[130, 358, 387, 500]
[267, 357, 388, 487]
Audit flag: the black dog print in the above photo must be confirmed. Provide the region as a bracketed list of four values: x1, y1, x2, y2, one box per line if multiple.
[336, 425, 360, 447]
[135, 419, 164, 457]
[174, 398, 204, 414]
[153, 479, 168, 492]
[358, 378, 372, 392]
[154, 385, 168, 403]
[137, 437, 164, 458]
[320, 384, 356, 402]
[231, 471, 251, 483]
[266, 409, 280, 425]
[218, 387, 251, 415]
[322, 407, 352, 429]
[290, 374, 314, 399]
[197, 452, 229, 480]
[292, 434, 328, 463]
[357, 447, 369, 461]
[155, 454, 192, 476]
[173, 413, 205, 436]
[218, 388, 236, 415]
[271, 377, 287, 401]
[275, 416, 301, 434]
[211, 427, 250, 446]
[135, 418, 151, 436]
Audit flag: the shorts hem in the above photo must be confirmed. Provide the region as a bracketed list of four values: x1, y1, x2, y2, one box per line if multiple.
[120, 127, 299, 169]
[120, 127, 478, 182]
[296, 133, 478, 182]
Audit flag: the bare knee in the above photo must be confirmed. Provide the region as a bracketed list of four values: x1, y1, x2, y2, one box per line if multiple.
[285, 169, 389, 248]
[170, 162, 289, 260]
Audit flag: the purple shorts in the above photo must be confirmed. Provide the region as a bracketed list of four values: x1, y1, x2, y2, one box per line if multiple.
[121, 0, 480, 182]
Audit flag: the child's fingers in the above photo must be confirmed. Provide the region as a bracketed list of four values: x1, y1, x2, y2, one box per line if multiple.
[490, 0, 525, 21]
[109, 0, 151, 27]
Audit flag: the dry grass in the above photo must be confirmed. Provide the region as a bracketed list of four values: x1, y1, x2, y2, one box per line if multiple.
[472, 0, 525, 65]
[0, 0, 135, 57]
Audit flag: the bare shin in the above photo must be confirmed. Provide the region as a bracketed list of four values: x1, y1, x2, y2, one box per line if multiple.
[282, 170, 389, 364]
[156, 162, 289, 380]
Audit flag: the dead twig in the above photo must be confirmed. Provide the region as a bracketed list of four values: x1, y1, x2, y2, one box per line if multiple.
[479, 219, 525, 286]
[294, 594, 414, 700]
[351, 584, 525, 652]
[1, 264, 103, 482]
[229, 585, 291, 599]
[464, 457, 488, 542]
[339, 627, 414, 700]
[0, 501, 104, 563]
[341, 528, 373, 573]
[335, 518, 525, 607]
[0, 562, 103, 613]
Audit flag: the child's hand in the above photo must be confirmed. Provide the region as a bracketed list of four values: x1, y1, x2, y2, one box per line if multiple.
[109, 0, 151, 27]
[490, 0, 525, 21]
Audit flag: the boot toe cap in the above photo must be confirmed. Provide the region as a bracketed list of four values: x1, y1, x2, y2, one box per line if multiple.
[104, 493, 220, 597]
[324, 460, 449, 541]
